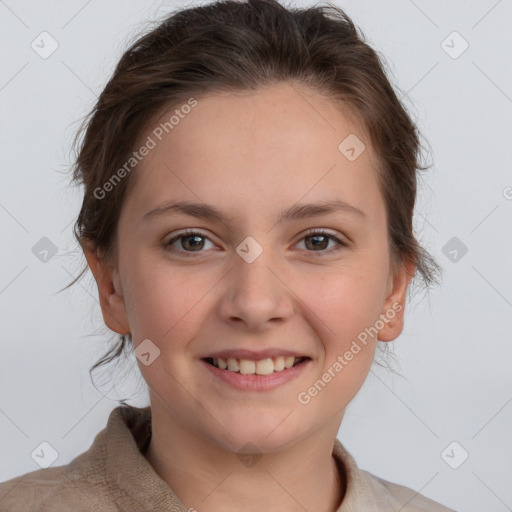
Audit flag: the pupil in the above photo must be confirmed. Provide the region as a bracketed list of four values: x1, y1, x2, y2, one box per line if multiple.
[183, 235, 204, 251]
[306, 235, 327, 250]
[181, 234, 327, 251]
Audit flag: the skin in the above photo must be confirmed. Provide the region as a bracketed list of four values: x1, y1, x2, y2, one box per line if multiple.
[85, 81, 415, 512]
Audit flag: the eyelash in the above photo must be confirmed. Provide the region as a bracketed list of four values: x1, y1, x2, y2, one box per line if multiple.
[164, 228, 348, 257]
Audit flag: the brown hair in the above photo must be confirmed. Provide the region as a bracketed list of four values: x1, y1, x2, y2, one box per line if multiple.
[66, 0, 442, 381]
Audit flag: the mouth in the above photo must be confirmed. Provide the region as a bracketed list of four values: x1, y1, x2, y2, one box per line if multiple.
[201, 355, 310, 375]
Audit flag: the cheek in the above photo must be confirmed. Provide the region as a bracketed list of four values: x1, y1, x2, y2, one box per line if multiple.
[121, 255, 216, 349]
[293, 265, 386, 393]
[300, 262, 388, 338]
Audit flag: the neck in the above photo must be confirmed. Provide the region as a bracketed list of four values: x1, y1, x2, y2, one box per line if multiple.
[143, 404, 346, 512]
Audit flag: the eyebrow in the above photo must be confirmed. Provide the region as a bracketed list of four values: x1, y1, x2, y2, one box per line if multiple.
[142, 199, 366, 224]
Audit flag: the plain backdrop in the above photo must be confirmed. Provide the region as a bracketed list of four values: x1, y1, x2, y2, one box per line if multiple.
[1, 1, 511, 511]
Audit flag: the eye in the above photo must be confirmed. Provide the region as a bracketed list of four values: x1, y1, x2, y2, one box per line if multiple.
[165, 230, 216, 256]
[295, 229, 348, 255]
[164, 228, 347, 257]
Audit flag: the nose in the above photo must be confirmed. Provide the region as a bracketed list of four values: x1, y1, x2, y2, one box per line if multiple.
[217, 251, 295, 331]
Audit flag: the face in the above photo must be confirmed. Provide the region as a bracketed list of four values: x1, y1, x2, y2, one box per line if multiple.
[86, 82, 414, 454]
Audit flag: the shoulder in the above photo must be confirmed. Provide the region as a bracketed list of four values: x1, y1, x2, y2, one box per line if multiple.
[0, 406, 130, 512]
[0, 405, 156, 512]
[360, 469, 458, 512]
[0, 462, 113, 512]
[332, 439, 457, 511]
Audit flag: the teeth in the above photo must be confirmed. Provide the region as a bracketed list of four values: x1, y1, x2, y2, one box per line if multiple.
[255, 358, 274, 375]
[273, 356, 285, 371]
[211, 355, 305, 375]
[284, 355, 295, 369]
[227, 358, 239, 372]
[239, 359, 256, 375]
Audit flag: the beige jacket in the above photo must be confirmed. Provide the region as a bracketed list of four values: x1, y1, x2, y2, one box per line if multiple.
[0, 405, 457, 511]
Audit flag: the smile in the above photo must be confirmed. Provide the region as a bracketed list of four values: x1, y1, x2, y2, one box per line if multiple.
[203, 356, 309, 375]
[201, 355, 311, 391]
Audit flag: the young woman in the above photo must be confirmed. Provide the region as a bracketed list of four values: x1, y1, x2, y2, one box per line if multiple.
[0, 0, 456, 510]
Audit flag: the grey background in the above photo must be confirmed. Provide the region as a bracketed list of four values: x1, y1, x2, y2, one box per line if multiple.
[1, 1, 511, 511]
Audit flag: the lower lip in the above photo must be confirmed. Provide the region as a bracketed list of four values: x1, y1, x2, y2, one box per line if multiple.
[200, 358, 311, 391]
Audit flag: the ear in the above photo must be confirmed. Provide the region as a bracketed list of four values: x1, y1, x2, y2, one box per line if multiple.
[83, 243, 131, 335]
[377, 259, 416, 342]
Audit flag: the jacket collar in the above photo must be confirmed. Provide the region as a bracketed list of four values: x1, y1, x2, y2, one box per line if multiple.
[97, 404, 397, 511]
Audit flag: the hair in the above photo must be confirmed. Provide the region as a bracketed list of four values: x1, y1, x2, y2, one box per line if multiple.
[64, 0, 442, 385]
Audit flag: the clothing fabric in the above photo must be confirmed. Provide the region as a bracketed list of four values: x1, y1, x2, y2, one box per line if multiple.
[0, 405, 456, 511]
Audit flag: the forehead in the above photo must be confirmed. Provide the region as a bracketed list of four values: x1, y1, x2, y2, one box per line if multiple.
[124, 82, 383, 223]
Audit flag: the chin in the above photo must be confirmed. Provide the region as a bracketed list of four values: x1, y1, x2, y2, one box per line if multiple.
[205, 411, 306, 455]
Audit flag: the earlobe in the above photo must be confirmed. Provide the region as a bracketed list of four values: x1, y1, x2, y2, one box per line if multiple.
[83, 243, 131, 335]
[377, 259, 416, 342]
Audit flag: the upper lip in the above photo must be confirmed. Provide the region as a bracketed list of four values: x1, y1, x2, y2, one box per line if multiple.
[200, 349, 310, 361]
